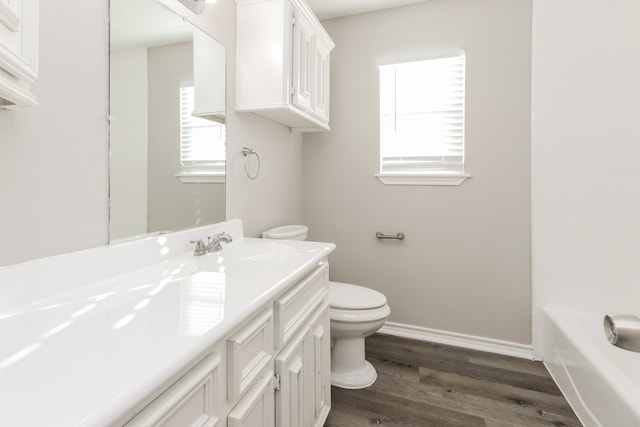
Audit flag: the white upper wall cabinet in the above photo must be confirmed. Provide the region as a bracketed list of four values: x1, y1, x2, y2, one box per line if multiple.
[235, 0, 334, 132]
[0, 0, 38, 108]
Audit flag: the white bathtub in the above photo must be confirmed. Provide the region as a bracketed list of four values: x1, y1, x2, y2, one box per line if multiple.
[544, 308, 640, 427]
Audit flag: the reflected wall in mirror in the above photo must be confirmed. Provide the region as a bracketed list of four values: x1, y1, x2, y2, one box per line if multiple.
[109, 0, 226, 242]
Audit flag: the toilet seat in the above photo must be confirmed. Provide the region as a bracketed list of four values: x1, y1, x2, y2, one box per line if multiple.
[330, 305, 391, 324]
[330, 281, 387, 310]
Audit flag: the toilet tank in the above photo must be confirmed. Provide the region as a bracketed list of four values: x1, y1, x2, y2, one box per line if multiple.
[262, 225, 308, 240]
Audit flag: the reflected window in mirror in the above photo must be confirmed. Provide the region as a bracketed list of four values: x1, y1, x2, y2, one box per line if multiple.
[177, 83, 226, 183]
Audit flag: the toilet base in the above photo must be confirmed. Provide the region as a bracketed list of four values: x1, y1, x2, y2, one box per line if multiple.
[331, 360, 377, 389]
[330, 336, 379, 389]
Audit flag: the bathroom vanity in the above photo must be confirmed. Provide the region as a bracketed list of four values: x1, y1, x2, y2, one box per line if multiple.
[0, 219, 335, 427]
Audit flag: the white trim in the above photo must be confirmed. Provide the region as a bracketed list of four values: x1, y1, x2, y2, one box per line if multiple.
[378, 321, 534, 360]
[377, 48, 465, 67]
[375, 173, 470, 186]
[176, 171, 225, 184]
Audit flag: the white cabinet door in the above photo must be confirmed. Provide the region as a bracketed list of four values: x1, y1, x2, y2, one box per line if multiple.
[291, 9, 314, 114]
[275, 325, 310, 427]
[313, 38, 331, 123]
[307, 302, 331, 427]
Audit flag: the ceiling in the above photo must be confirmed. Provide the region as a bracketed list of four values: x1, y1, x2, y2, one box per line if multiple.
[306, 0, 429, 20]
[110, 0, 193, 51]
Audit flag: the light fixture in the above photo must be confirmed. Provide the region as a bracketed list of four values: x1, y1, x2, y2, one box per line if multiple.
[178, 0, 206, 14]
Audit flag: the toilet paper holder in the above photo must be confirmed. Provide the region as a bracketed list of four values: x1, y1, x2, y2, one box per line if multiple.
[604, 314, 640, 352]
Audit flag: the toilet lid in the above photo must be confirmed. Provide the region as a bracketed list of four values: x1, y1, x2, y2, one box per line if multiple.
[329, 281, 387, 310]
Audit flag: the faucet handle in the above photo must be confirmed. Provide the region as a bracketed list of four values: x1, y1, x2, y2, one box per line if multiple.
[190, 239, 207, 256]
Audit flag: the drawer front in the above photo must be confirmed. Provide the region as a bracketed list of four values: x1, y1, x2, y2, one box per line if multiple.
[124, 354, 221, 427]
[227, 369, 275, 427]
[274, 262, 329, 349]
[227, 308, 274, 402]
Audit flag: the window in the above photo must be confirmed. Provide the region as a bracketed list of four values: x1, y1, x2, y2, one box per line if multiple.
[376, 52, 469, 186]
[176, 84, 226, 183]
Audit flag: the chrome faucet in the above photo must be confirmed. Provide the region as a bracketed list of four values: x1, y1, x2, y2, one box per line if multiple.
[206, 232, 233, 252]
[190, 232, 233, 256]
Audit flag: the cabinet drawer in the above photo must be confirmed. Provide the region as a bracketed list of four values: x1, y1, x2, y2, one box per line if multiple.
[227, 369, 275, 427]
[274, 262, 328, 348]
[124, 354, 221, 427]
[227, 308, 274, 402]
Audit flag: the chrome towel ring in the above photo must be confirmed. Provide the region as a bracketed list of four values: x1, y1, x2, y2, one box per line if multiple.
[241, 147, 260, 180]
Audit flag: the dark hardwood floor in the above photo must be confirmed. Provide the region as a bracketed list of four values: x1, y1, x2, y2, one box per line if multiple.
[325, 334, 582, 427]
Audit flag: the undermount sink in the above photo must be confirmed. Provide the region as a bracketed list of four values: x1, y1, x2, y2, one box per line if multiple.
[196, 241, 298, 270]
[225, 242, 295, 261]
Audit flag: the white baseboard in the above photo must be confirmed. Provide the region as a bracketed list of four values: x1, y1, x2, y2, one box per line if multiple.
[378, 321, 534, 360]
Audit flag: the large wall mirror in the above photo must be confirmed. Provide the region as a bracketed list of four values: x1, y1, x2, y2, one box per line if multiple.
[109, 0, 226, 242]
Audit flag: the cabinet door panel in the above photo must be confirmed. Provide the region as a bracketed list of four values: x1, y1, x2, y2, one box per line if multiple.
[308, 302, 331, 427]
[276, 325, 310, 427]
[314, 39, 331, 123]
[291, 11, 314, 113]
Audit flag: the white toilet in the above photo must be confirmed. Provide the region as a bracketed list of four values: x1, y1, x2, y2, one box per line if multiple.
[263, 225, 391, 389]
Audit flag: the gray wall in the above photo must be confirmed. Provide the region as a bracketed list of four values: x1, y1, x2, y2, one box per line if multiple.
[110, 48, 149, 240]
[303, 0, 533, 345]
[0, 1, 109, 265]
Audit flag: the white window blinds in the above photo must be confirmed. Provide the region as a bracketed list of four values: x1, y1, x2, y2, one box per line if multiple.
[178, 84, 225, 183]
[379, 52, 465, 176]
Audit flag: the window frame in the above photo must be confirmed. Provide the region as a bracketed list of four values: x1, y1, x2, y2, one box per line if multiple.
[375, 51, 470, 186]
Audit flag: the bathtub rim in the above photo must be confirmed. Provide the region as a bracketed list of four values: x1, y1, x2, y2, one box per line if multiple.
[543, 307, 640, 427]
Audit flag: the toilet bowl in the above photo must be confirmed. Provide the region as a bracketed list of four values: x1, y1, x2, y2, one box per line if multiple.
[263, 225, 391, 389]
[329, 281, 390, 388]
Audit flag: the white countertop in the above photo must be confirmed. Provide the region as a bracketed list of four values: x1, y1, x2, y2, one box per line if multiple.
[0, 236, 335, 427]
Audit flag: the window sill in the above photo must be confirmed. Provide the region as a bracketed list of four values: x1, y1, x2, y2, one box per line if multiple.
[375, 172, 470, 186]
[176, 172, 226, 184]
